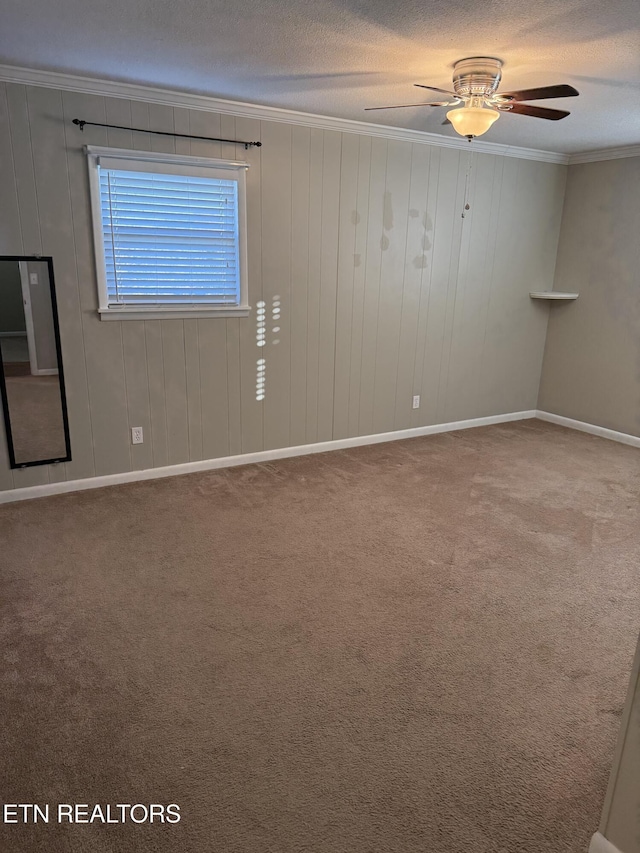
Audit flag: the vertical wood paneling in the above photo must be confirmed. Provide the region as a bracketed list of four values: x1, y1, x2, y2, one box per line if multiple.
[122, 321, 153, 471]
[162, 321, 189, 465]
[481, 157, 528, 414]
[346, 135, 372, 438]
[183, 318, 203, 461]
[0, 82, 567, 493]
[187, 109, 231, 460]
[434, 149, 467, 424]
[304, 128, 324, 445]
[0, 85, 22, 490]
[222, 114, 242, 457]
[105, 97, 134, 148]
[60, 89, 131, 478]
[198, 315, 230, 460]
[235, 116, 263, 455]
[417, 148, 464, 425]
[358, 137, 388, 436]
[112, 99, 156, 470]
[50, 93, 98, 484]
[316, 130, 342, 442]
[444, 152, 501, 423]
[411, 147, 442, 426]
[172, 106, 192, 156]
[147, 104, 191, 465]
[469, 154, 507, 419]
[148, 104, 176, 155]
[0, 85, 26, 252]
[29, 87, 99, 486]
[472, 154, 510, 418]
[144, 320, 169, 467]
[130, 101, 152, 150]
[104, 98, 137, 473]
[260, 120, 292, 450]
[4, 85, 49, 490]
[372, 139, 413, 435]
[173, 106, 204, 462]
[225, 318, 242, 457]
[289, 125, 311, 447]
[2, 86, 47, 489]
[394, 142, 432, 431]
[332, 132, 360, 440]
[4, 85, 41, 255]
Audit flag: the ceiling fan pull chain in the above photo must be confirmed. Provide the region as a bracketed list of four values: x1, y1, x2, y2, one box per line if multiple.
[461, 142, 473, 219]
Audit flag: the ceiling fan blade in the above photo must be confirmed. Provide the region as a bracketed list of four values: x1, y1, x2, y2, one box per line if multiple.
[414, 84, 457, 97]
[503, 103, 571, 120]
[497, 84, 579, 102]
[365, 101, 450, 111]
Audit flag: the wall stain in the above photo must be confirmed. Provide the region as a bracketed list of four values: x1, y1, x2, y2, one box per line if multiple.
[409, 208, 419, 218]
[351, 210, 361, 226]
[422, 235, 432, 251]
[413, 255, 428, 269]
[423, 212, 433, 231]
[383, 191, 394, 231]
[380, 235, 390, 251]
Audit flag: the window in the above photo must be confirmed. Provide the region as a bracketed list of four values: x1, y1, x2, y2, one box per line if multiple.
[86, 146, 250, 320]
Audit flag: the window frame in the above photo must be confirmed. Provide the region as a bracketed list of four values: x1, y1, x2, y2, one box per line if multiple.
[85, 145, 250, 321]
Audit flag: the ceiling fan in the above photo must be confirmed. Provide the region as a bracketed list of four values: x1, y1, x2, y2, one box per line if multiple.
[365, 57, 579, 139]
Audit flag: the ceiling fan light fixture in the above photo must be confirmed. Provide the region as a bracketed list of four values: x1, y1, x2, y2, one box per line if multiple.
[446, 106, 500, 138]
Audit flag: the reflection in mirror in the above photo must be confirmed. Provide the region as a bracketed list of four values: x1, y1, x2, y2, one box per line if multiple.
[0, 256, 71, 468]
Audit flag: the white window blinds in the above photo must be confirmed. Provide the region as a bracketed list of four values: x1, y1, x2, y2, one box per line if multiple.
[98, 164, 241, 307]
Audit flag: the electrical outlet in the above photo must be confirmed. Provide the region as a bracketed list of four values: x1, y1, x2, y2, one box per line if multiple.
[29, 273, 39, 285]
[131, 426, 144, 445]
[412, 395, 420, 409]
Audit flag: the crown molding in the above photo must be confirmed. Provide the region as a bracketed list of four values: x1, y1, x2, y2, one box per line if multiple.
[0, 63, 570, 164]
[569, 144, 640, 165]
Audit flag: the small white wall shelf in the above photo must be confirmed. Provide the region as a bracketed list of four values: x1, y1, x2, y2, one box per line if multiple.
[529, 291, 579, 301]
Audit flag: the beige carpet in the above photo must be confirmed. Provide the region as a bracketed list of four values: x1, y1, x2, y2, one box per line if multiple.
[1, 419, 639, 853]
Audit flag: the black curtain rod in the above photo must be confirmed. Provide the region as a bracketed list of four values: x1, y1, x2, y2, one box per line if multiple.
[72, 119, 261, 149]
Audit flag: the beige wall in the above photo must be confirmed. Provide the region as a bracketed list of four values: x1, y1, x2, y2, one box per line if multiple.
[0, 82, 566, 492]
[598, 631, 640, 853]
[538, 157, 640, 436]
[531, 158, 640, 852]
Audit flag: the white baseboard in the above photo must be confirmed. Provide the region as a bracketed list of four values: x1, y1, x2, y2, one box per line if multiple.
[0, 409, 536, 505]
[536, 410, 640, 449]
[589, 832, 624, 853]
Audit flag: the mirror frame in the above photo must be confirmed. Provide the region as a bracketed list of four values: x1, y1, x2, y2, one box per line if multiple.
[0, 255, 72, 469]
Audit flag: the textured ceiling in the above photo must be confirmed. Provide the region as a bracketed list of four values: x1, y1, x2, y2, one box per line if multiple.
[1, 0, 639, 153]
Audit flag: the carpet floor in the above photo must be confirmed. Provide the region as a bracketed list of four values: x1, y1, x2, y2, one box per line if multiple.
[4, 374, 67, 463]
[1, 419, 639, 853]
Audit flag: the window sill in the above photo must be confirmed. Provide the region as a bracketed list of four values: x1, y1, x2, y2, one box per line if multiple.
[98, 305, 251, 321]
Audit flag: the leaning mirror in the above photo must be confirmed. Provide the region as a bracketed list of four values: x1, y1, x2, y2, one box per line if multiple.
[0, 256, 71, 468]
